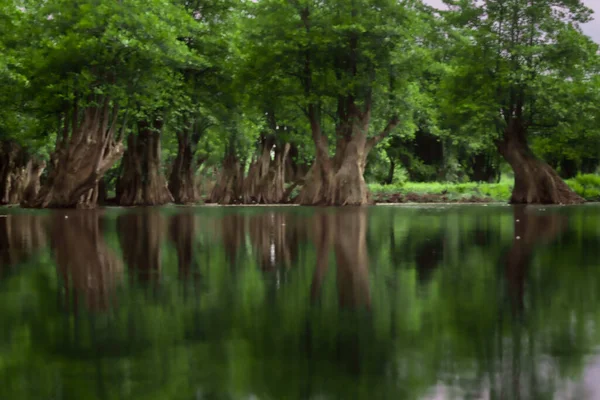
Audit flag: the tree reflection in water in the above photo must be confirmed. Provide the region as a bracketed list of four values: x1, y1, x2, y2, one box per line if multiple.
[0, 213, 47, 276]
[117, 210, 165, 285]
[0, 205, 599, 399]
[52, 211, 123, 312]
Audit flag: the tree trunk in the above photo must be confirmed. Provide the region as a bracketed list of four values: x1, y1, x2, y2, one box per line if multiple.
[117, 120, 173, 206]
[331, 135, 371, 205]
[298, 103, 398, 206]
[1, 142, 47, 206]
[284, 144, 309, 183]
[298, 117, 371, 205]
[21, 159, 46, 205]
[296, 156, 334, 205]
[26, 100, 124, 208]
[1, 143, 25, 204]
[169, 132, 200, 204]
[78, 182, 101, 209]
[209, 153, 244, 204]
[243, 138, 291, 204]
[497, 123, 584, 204]
[0, 141, 20, 204]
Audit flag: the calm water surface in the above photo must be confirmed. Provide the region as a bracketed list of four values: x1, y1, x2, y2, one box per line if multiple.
[1, 204, 600, 399]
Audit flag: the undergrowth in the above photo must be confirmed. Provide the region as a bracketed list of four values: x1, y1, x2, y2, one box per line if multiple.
[368, 174, 600, 202]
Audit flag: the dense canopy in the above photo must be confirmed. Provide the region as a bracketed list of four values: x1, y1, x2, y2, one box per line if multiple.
[0, 0, 599, 207]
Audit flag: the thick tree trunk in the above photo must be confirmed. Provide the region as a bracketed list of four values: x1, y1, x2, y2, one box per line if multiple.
[497, 124, 584, 204]
[209, 154, 244, 204]
[21, 159, 46, 205]
[1, 142, 45, 205]
[296, 156, 335, 205]
[298, 103, 398, 206]
[284, 144, 309, 184]
[0, 141, 20, 204]
[117, 120, 173, 206]
[26, 100, 124, 208]
[298, 121, 371, 205]
[331, 136, 371, 205]
[243, 138, 291, 204]
[168, 132, 199, 204]
[78, 182, 102, 209]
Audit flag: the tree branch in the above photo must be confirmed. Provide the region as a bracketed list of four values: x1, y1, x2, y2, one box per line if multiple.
[366, 115, 400, 152]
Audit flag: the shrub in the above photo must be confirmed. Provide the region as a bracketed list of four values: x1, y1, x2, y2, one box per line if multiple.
[567, 174, 600, 200]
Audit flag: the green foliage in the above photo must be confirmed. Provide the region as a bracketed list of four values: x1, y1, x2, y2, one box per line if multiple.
[566, 174, 600, 200]
[369, 174, 600, 202]
[438, 0, 600, 178]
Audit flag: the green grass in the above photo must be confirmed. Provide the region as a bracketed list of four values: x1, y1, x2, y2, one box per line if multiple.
[368, 174, 600, 202]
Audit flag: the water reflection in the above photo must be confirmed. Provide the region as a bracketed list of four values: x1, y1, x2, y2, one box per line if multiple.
[310, 209, 371, 309]
[169, 212, 198, 280]
[0, 213, 47, 275]
[0, 205, 599, 399]
[53, 211, 123, 312]
[117, 211, 165, 284]
[505, 207, 567, 315]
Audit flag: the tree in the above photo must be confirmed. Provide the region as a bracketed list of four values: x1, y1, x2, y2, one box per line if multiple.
[168, 0, 233, 204]
[0, 0, 50, 205]
[441, 0, 600, 204]
[115, 74, 183, 206]
[9, 0, 199, 208]
[530, 73, 600, 178]
[239, 0, 430, 205]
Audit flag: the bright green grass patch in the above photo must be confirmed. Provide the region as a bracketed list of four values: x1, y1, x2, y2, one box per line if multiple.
[369, 181, 511, 201]
[369, 174, 600, 202]
[566, 174, 600, 201]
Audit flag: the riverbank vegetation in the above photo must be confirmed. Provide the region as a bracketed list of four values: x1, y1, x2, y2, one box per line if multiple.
[1, 0, 599, 208]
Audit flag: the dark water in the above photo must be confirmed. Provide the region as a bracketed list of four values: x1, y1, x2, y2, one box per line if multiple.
[1, 204, 600, 400]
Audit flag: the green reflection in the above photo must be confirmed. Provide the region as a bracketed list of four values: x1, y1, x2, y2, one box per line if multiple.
[1, 205, 600, 399]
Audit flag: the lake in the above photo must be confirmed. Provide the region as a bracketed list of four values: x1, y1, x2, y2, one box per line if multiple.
[1, 204, 600, 399]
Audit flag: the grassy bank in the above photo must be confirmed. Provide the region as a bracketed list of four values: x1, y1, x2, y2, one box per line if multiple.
[369, 174, 600, 203]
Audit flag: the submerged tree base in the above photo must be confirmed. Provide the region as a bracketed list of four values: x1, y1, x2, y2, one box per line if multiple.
[25, 101, 124, 209]
[509, 160, 585, 205]
[117, 122, 173, 206]
[498, 132, 585, 205]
